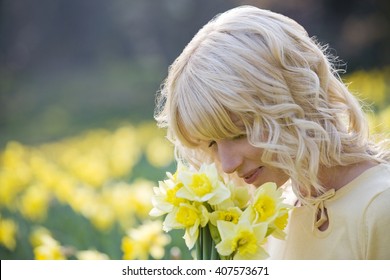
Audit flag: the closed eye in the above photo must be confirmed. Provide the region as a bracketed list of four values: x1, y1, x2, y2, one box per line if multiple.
[208, 140, 216, 148]
[208, 134, 245, 148]
[232, 134, 246, 140]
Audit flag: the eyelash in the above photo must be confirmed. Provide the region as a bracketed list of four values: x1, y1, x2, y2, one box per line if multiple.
[208, 141, 216, 148]
[233, 134, 246, 140]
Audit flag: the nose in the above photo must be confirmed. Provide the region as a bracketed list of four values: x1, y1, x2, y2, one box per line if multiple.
[216, 140, 242, 174]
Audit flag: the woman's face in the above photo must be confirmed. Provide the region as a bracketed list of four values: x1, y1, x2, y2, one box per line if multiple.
[208, 136, 289, 188]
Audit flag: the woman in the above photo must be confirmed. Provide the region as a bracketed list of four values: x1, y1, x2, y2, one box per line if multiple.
[154, 5, 390, 259]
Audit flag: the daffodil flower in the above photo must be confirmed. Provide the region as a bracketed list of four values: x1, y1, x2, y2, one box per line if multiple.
[176, 163, 230, 205]
[228, 183, 253, 209]
[208, 206, 243, 245]
[209, 207, 242, 226]
[163, 202, 209, 249]
[0, 217, 17, 251]
[151, 162, 292, 259]
[149, 173, 188, 217]
[133, 220, 171, 259]
[267, 207, 290, 239]
[247, 182, 289, 224]
[33, 236, 65, 260]
[215, 220, 269, 260]
[76, 250, 109, 260]
[216, 181, 252, 209]
[121, 220, 171, 260]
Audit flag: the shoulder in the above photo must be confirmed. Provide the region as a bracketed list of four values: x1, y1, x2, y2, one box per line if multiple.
[354, 163, 390, 196]
[362, 187, 390, 259]
[339, 163, 390, 205]
[363, 163, 390, 216]
[364, 187, 390, 219]
[363, 162, 390, 182]
[355, 163, 390, 235]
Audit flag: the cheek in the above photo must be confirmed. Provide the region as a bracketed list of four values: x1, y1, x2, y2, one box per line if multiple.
[253, 167, 289, 188]
[271, 169, 290, 187]
[245, 145, 264, 160]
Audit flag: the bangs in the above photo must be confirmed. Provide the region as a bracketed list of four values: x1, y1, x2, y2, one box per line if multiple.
[173, 77, 243, 147]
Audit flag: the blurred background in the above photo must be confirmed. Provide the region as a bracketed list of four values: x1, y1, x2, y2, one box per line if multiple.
[0, 0, 389, 260]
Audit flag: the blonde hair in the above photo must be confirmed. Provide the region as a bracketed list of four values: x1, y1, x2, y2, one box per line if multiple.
[155, 6, 389, 201]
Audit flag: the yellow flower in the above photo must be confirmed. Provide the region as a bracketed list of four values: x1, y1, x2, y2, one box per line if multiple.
[51, 175, 76, 204]
[176, 163, 230, 205]
[151, 164, 292, 258]
[208, 207, 243, 244]
[18, 183, 51, 221]
[128, 180, 156, 219]
[209, 207, 242, 226]
[122, 220, 171, 260]
[165, 182, 186, 206]
[71, 153, 109, 187]
[34, 241, 65, 260]
[76, 249, 109, 260]
[149, 173, 188, 217]
[31, 230, 65, 260]
[89, 204, 116, 231]
[0, 142, 31, 208]
[268, 208, 290, 239]
[215, 220, 269, 260]
[121, 236, 139, 260]
[145, 136, 174, 168]
[250, 182, 287, 223]
[102, 182, 135, 229]
[254, 196, 275, 221]
[0, 171, 24, 209]
[346, 69, 386, 106]
[108, 126, 141, 177]
[274, 211, 289, 231]
[106, 179, 155, 229]
[241, 182, 291, 240]
[217, 182, 252, 210]
[29, 227, 52, 247]
[0, 217, 18, 251]
[164, 202, 208, 249]
[133, 220, 171, 260]
[176, 205, 200, 227]
[67, 186, 115, 231]
[228, 183, 252, 209]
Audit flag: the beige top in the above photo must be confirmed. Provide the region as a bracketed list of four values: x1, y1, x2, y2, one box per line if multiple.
[268, 163, 390, 259]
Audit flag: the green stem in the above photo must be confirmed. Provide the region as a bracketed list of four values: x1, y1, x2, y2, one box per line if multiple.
[196, 229, 202, 260]
[202, 226, 212, 259]
[210, 239, 220, 260]
[202, 226, 215, 260]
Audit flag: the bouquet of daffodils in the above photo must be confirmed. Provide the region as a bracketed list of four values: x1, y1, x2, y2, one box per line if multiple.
[149, 163, 290, 260]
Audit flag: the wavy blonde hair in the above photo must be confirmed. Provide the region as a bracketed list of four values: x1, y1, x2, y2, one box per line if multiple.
[155, 6, 389, 201]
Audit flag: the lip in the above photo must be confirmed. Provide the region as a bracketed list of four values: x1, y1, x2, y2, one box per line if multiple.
[242, 167, 263, 185]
